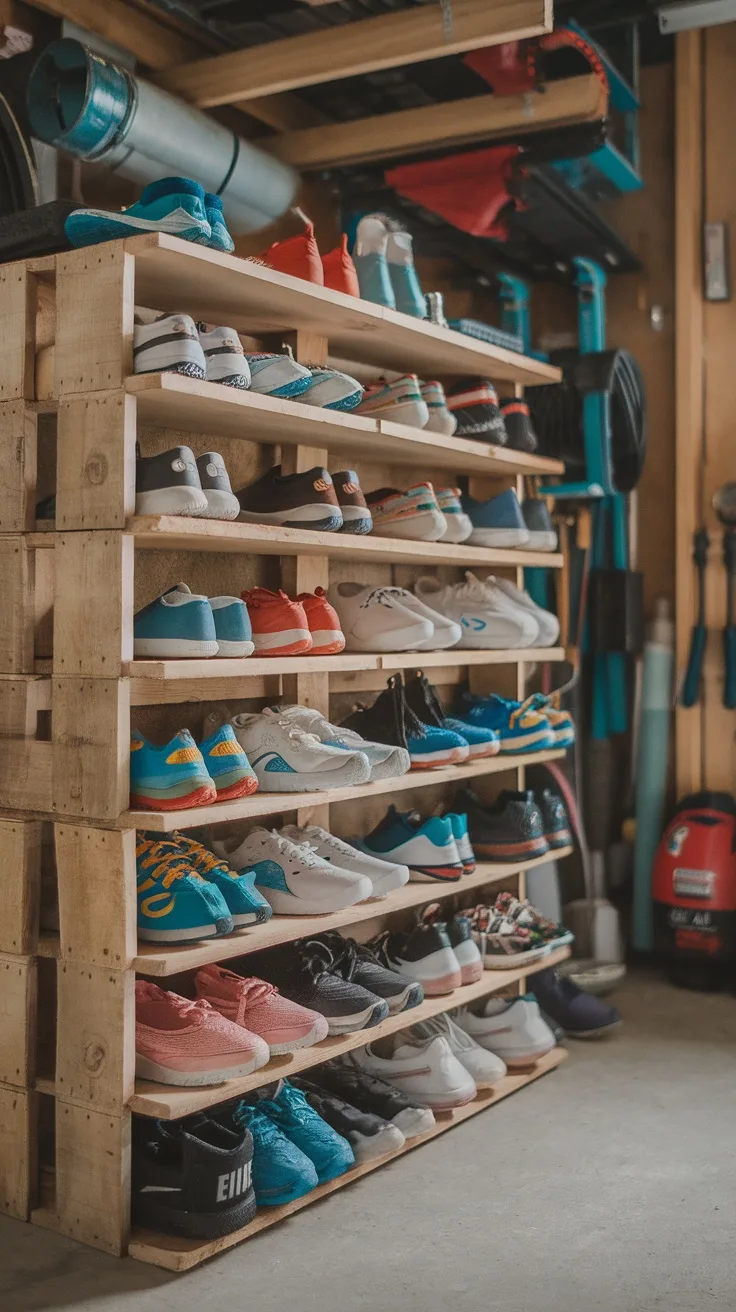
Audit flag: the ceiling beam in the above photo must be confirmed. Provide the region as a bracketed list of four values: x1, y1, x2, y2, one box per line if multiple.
[265, 74, 607, 172]
[155, 0, 553, 110]
[21, 0, 326, 130]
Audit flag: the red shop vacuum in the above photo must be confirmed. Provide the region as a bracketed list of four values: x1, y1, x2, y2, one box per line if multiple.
[652, 792, 736, 989]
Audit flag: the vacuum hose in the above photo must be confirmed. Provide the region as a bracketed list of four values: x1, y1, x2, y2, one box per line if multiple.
[26, 39, 298, 234]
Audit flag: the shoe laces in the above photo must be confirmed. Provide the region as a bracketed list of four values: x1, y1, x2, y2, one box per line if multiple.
[232, 1102, 282, 1142]
[229, 975, 278, 1008]
[361, 586, 410, 610]
[419, 901, 447, 929]
[319, 933, 378, 980]
[163, 994, 215, 1025]
[136, 840, 205, 888]
[262, 709, 326, 750]
[509, 695, 545, 729]
[294, 938, 337, 980]
[267, 830, 324, 867]
[171, 833, 231, 878]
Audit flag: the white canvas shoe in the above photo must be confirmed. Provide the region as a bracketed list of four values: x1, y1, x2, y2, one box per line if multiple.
[411, 1014, 507, 1089]
[212, 827, 372, 914]
[328, 581, 433, 653]
[281, 825, 410, 897]
[414, 573, 540, 649]
[276, 704, 410, 781]
[228, 708, 371, 792]
[487, 576, 561, 647]
[435, 488, 472, 542]
[352, 1034, 477, 1110]
[394, 590, 462, 651]
[453, 995, 556, 1069]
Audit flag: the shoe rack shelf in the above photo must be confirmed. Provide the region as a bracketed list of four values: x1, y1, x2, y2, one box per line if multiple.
[0, 238, 571, 1264]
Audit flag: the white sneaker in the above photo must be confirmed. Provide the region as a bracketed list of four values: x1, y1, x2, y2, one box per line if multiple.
[488, 576, 560, 647]
[395, 590, 462, 651]
[134, 313, 206, 379]
[298, 366, 363, 411]
[352, 1034, 477, 1110]
[454, 996, 556, 1069]
[244, 352, 312, 398]
[414, 573, 540, 649]
[281, 824, 410, 897]
[420, 382, 457, 436]
[276, 703, 410, 781]
[197, 325, 251, 389]
[212, 827, 372, 914]
[328, 581, 433, 653]
[434, 488, 473, 543]
[228, 708, 371, 791]
[411, 1015, 507, 1089]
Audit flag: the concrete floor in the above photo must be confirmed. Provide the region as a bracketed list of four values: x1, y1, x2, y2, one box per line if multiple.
[2, 968, 735, 1312]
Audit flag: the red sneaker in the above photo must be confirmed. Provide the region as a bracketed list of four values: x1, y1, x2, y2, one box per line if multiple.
[297, 586, 346, 655]
[241, 587, 312, 656]
[322, 234, 360, 297]
[258, 222, 324, 285]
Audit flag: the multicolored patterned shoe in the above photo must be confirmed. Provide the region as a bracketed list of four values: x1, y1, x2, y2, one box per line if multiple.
[130, 730, 217, 811]
[198, 725, 259, 801]
[169, 833, 272, 927]
[494, 892, 574, 950]
[470, 904, 551, 969]
[356, 375, 429, 429]
[136, 835, 234, 942]
[366, 483, 446, 542]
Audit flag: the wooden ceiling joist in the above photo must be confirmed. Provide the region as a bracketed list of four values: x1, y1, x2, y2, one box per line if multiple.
[155, 0, 554, 110]
[266, 74, 607, 172]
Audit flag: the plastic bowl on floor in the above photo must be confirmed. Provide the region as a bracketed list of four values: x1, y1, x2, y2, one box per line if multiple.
[558, 958, 627, 996]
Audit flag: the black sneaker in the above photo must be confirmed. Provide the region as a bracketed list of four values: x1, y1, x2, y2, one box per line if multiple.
[236, 464, 343, 532]
[370, 921, 462, 996]
[454, 785, 549, 861]
[537, 788, 572, 849]
[530, 967, 622, 1038]
[291, 1077, 406, 1162]
[499, 397, 538, 453]
[341, 673, 412, 754]
[195, 452, 240, 521]
[312, 1057, 436, 1139]
[311, 930, 424, 1014]
[131, 1112, 255, 1239]
[136, 445, 208, 517]
[247, 939, 389, 1034]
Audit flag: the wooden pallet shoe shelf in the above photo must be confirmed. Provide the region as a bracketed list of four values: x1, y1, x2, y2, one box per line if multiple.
[0, 236, 571, 1266]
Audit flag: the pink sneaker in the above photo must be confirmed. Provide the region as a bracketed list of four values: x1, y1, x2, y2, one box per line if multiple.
[195, 964, 329, 1055]
[135, 980, 270, 1087]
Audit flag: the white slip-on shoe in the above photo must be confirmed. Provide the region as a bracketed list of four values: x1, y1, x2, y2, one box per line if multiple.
[228, 708, 371, 792]
[488, 575, 560, 647]
[328, 581, 433, 653]
[454, 995, 556, 1069]
[281, 824, 410, 897]
[414, 573, 540, 649]
[411, 1014, 507, 1089]
[212, 826, 372, 914]
[352, 1034, 477, 1110]
[276, 704, 410, 781]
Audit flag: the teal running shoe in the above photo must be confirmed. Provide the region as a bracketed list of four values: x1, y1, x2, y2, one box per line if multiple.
[130, 729, 217, 811]
[169, 832, 272, 928]
[209, 596, 254, 658]
[133, 584, 218, 660]
[457, 693, 555, 754]
[386, 230, 427, 318]
[204, 192, 235, 253]
[230, 1102, 318, 1206]
[136, 834, 233, 942]
[198, 725, 259, 801]
[255, 1081, 354, 1183]
[353, 215, 396, 309]
[65, 176, 211, 249]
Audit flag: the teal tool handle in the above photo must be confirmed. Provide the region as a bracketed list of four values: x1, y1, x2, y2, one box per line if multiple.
[724, 627, 736, 710]
[682, 625, 706, 707]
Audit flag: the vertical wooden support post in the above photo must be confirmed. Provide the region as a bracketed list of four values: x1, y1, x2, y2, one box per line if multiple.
[0, 953, 37, 1088]
[0, 820, 41, 955]
[0, 403, 38, 531]
[56, 827, 137, 970]
[56, 392, 137, 530]
[0, 1087, 37, 1220]
[0, 536, 35, 674]
[54, 247, 135, 396]
[55, 962, 135, 1113]
[0, 261, 37, 401]
[675, 29, 705, 795]
[55, 1101, 131, 1256]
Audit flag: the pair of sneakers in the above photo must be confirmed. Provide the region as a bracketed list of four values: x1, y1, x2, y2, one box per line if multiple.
[134, 313, 251, 390]
[469, 895, 573, 970]
[130, 723, 258, 810]
[236, 465, 371, 534]
[353, 215, 426, 317]
[352, 1012, 505, 1110]
[457, 691, 575, 751]
[134, 582, 253, 659]
[136, 445, 239, 520]
[356, 375, 455, 435]
[136, 831, 271, 943]
[356, 806, 476, 883]
[455, 784, 572, 861]
[328, 580, 462, 653]
[371, 906, 482, 994]
[66, 177, 235, 252]
[341, 672, 499, 771]
[414, 572, 560, 651]
[242, 585, 345, 656]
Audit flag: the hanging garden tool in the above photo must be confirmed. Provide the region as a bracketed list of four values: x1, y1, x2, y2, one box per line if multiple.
[681, 527, 710, 708]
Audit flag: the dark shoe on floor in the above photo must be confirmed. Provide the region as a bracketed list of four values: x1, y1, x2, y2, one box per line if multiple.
[530, 967, 622, 1038]
[292, 1077, 406, 1161]
[132, 1112, 255, 1239]
[537, 787, 572, 849]
[249, 940, 388, 1034]
[236, 465, 343, 531]
[454, 785, 549, 861]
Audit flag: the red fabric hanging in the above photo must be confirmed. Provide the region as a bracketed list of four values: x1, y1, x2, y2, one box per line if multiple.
[386, 145, 524, 240]
[464, 40, 538, 95]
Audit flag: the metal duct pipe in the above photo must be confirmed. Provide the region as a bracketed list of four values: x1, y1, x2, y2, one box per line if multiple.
[26, 39, 298, 234]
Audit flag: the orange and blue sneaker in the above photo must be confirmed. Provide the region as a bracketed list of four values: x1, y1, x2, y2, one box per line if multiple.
[527, 694, 575, 749]
[169, 832, 272, 927]
[456, 693, 556, 754]
[198, 725, 259, 801]
[136, 835, 233, 942]
[130, 729, 217, 811]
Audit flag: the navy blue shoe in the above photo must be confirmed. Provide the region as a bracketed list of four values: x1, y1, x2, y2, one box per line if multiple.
[530, 967, 622, 1038]
[461, 488, 530, 549]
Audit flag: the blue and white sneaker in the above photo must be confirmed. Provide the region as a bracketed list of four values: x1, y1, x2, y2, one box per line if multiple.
[209, 596, 254, 658]
[229, 1102, 318, 1206]
[457, 693, 556, 753]
[414, 573, 540, 650]
[65, 176, 211, 248]
[204, 192, 234, 253]
[136, 834, 233, 942]
[298, 367, 363, 412]
[168, 832, 272, 927]
[406, 722, 470, 769]
[225, 708, 372, 792]
[134, 583, 218, 659]
[404, 670, 498, 760]
[211, 827, 372, 914]
[356, 806, 464, 883]
[443, 812, 476, 873]
[244, 353, 312, 399]
[461, 488, 531, 549]
[253, 1081, 354, 1183]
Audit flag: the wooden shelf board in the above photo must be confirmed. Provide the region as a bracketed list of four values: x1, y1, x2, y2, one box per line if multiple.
[123, 748, 566, 831]
[128, 1046, 567, 1271]
[128, 946, 570, 1118]
[133, 849, 571, 976]
[127, 373, 564, 478]
[125, 233, 562, 386]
